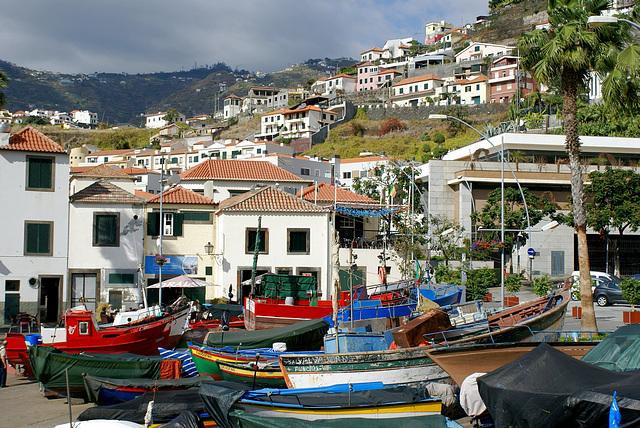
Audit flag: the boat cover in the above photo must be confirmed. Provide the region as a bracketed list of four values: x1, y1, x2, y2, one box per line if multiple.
[202, 303, 243, 319]
[83, 374, 212, 404]
[78, 385, 247, 424]
[258, 274, 318, 300]
[199, 382, 440, 428]
[581, 324, 640, 371]
[29, 345, 162, 388]
[206, 319, 329, 351]
[477, 342, 640, 428]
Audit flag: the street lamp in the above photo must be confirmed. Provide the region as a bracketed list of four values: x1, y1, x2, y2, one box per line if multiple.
[587, 15, 640, 31]
[204, 242, 214, 255]
[429, 114, 532, 308]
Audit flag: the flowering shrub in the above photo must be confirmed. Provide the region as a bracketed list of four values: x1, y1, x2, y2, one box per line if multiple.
[470, 239, 505, 253]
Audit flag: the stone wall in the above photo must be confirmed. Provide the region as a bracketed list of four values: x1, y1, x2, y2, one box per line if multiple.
[362, 103, 510, 122]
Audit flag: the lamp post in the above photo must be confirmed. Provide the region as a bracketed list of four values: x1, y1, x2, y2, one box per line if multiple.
[429, 114, 531, 308]
[587, 15, 640, 31]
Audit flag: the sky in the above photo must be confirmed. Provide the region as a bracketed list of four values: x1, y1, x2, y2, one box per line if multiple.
[1, 1, 489, 75]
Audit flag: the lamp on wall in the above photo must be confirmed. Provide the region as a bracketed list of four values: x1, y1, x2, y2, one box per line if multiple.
[204, 242, 214, 255]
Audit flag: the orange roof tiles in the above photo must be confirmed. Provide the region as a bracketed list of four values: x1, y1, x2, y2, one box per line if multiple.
[393, 74, 444, 87]
[329, 74, 356, 80]
[180, 160, 310, 182]
[455, 74, 489, 85]
[74, 163, 134, 179]
[147, 186, 215, 205]
[0, 126, 65, 153]
[262, 108, 287, 117]
[297, 183, 378, 204]
[219, 185, 326, 213]
[70, 180, 144, 204]
[135, 189, 155, 199]
[120, 167, 160, 175]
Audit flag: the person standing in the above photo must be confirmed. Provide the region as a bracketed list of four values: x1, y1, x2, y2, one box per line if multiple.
[0, 339, 8, 388]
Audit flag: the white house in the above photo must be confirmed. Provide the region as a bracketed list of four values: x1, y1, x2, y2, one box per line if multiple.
[178, 159, 313, 202]
[215, 185, 331, 301]
[145, 111, 186, 129]
[390, 74, 445, 106]
[223, 94, 243, 119]
[280, 105, 338, 140]
[257, 109, 287, 141]
[454, 74, 490, 105]
[361, 47, 390, 63]
[68, 178, 146, 311]
[455, 42, 515, 63]
[0, 126, 69, 326]
[338, 155, 396, 192]
[71, 110, 99, 128]
[243, 153, 334, 183]
[84, 149, 135, 166]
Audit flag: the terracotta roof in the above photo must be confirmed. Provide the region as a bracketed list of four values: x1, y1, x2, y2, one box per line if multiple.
[70, 180, 144, 204]
[219, 185, 326, 213]
[377, 69, 402, 75]
[0, 126, 65, 153]
[361, 47, 386, 54]
[341, 155, 399, 164]
[180, 159, 309, 182]
[297, 183, 378, 204]
[224, 94, 242, 99]
[392, 74, 444, 87]
[74, 163, 134, 179]
[283, 105, 338, 115]
[135, 189, 155, 199]
[329, 74, 356, 80]
[455, 74, 489, 85]
[120, 167, 160, 175]
[144, 111, 167, 117]
[70, 166, 94, 174]
[262, 108, 287, 117]
[147, 185, 215, 205]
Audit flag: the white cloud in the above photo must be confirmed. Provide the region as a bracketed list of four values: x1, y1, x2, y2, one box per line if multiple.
[0, 0, 488, 74]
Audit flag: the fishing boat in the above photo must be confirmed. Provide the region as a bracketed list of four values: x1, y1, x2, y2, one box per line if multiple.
[199, 381, 458, 428]
[4, 332, 37, 377]
[369, 279, 464, 308]
[425, 337, 601, 387]
[29, 345, 166, 396]
[243, 273, 347, 330]
[279, 288, 570, 389]
[189, 303, 245, 329]
[83, 374, 212, 405]
[39, 307, 178, 355]
[216, 360, 287, 388]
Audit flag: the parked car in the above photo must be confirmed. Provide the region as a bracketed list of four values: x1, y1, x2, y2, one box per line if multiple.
[570, 271, 621, 300]
[593, 280, 628, 306]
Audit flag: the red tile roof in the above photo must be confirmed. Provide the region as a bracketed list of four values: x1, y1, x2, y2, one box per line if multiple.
[135, 189, 155, 199]
[180, 159, 309, 182]
[392, 74, 444, 87]
[147, 185, 215, 205]
[70, 180, 144, 204]
[455, 74, 489, 85]
[297, 183, 379, 204]
[74, 163, 134, 179]
[120, 167, 160, 175]
[219, 185, 326, 213]
[0, 126, 65, 153]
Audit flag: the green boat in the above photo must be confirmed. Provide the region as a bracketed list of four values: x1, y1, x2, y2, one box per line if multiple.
[216, 360, 286, 388]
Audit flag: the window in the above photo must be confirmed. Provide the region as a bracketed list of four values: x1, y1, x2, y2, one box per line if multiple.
[315, 169, 320, 177]
[25, 221, 52, 256]
[474, 46, 480, 52]
[300, 168, 310, 175]
[5, 280, 19, 292]
[146, 212, 183, 236]
[79, 321, 89, 335]
[399, 88, 404, 94]
[288, 229, 310, 254]
[343, 171, 352, 179]
[246, 228, 268, 254]
[276, 267, 292, 275]
[465, 86, 471, 92]
[424, 83, 429, 90]
[27, 156, 54, 190]
[93, 213, 119, 246]
[183, 211, 211, 222]
[205, 266, 213, 275]
[109, 273, 134, 284]
[476, 84, 480, 91]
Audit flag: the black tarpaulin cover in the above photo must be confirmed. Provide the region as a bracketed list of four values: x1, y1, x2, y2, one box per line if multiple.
[155, 410, 205, 428]
[477, 342, 640, 428]
[205, 318, 329, 351]
[204, 304, 243, 319]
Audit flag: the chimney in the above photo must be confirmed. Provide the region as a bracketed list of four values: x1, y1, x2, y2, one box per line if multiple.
[204, 181, 215, 200]
[329, 154, 340, 186]
[0, 123, 10, 146]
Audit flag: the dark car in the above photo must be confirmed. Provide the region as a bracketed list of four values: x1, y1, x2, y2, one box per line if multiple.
[593, 280, 628, 306]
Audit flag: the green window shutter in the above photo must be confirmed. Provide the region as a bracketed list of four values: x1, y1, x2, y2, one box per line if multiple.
[289, 231, 308, 252]
[147, 212, 160, 235]
[248, 231, 266, 252]
[28, 158, 53, 189]
[95, 214, 118, 245]
[27, 223, 50, 254]
[173, 212, 184, 236]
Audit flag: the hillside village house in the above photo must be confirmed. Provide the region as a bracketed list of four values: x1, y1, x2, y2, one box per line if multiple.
[454, 74, 490, 105]
[425, 20, 454, 45]
[68, 166, 145, 312]
[356, 62, 382, 91]
[337, 155, 397, 192]
[0, 126, 69, 326]
[178, 159, 314, 202]
[223, 94, 242, 119]
[456, 42, 515, 63]
[489, 56, 540, 103]
[71, 110, 99, 128]
[85, 148, 135, 166]
[144, 186, 217, 303]
[246, 153, 335, 184]
[361, 47, 391, 63]
[69, 144, 99, 167]
[215, 185, 331, 301]
[280, 105, 338, 140]
[145, 111, 186, 129]
[311, 74, 357, 98]
[390, 74, 445, 106]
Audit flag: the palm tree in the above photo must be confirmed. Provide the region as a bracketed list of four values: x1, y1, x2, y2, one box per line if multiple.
[518, 0, 640, 331]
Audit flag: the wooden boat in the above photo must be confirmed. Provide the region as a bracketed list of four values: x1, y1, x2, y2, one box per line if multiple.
[425, 339, 599, 387]
[279, 288, 571, 389]
[39, 307, 178, 355]
[199, 381, 450, 427]
[4, 332, 36, 377]
[216, 360, 287, 388]
[189, 302, 245, 329]
[326, 299, 417, 328]
[29, 345, 167, 396]
[83, 374, 211, 405]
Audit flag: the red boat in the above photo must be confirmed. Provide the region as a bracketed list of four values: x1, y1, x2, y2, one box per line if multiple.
[40, 308, 175, 355]
[5, 332, 35, 377]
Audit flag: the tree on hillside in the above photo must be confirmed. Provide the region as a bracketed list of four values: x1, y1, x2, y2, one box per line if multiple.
[162, 108, 181, 124]
[518, 0, 640, 331]
[0, 70, 8, 108]
[585, 167, 640, 276]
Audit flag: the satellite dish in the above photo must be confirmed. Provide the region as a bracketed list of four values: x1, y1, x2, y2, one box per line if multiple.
[28, 277, 40, 289]
[168, 174, 181, 186]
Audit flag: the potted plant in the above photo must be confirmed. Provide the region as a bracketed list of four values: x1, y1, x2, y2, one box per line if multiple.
[504, 274, 522, 306]
[620, 277, 640, 324]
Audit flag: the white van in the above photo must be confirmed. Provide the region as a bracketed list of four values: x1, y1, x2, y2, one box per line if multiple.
[570, 271, 621, 300]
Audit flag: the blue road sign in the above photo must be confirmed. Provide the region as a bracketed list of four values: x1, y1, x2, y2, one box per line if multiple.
[527, 248, 535, 257]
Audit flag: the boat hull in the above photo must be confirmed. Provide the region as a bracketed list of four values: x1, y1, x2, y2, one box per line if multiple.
[216, 360, 286, 388]
[244, 297, 334, 330]
[5, 333, 34, 377]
